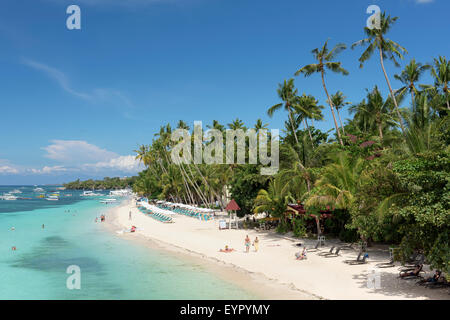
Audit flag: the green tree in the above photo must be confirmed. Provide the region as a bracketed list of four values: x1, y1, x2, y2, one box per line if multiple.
[352, 12, 408, 135]
[295, 40, 349, 146]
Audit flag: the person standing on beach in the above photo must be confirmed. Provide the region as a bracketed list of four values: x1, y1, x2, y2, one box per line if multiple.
[253, 237, 259, 252]
[129, 211, 132, 220]
[245, 235, 251, 253]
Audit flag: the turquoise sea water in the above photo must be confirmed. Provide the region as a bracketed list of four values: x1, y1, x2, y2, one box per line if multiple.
[0, 186, 255, 299]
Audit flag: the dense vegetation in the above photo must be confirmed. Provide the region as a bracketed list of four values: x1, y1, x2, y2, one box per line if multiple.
[132, 13, 449, 273]
[64, 176, 137, 190]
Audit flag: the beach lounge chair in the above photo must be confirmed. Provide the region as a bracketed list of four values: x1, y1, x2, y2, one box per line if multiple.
[347, 253, 368, 265]
[324, 247, 341, 258]
[306, 241, 320, 252]
[399, 264, 423, 279]
[318, 246, 336, 256]
[376, 257, 395, 268]
[418, 277, 450, 289]
[343, 252, 367, 264]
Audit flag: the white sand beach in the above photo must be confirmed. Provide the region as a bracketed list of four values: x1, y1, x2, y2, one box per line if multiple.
[104, 200, 449, 300]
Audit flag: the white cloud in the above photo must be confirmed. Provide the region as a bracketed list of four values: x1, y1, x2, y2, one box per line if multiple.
[84, 155, 143, 173]
[0, 165, 19, 174]
[22, 59, 135, 115]
[1, 141, 142, 178]
[22, 58, 91, 100]
[0, 159, 20, 175]
[42, 140, 118, 164]
[30, 165, 69, 174]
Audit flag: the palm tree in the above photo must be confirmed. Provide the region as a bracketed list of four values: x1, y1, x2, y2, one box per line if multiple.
[254, 118, 269, 131]
[304, 153, 365, 212]
[426, 56, 450, 111]
[330, 91, 351, 135]
[227, 118, 246, 130]
[267, 79, 301, 147]
[207, 120, 225, 132]
[254, 175, 293, 226]
[394, 59, 430, 109]
[351, 12, 408, 135]
[295, 40, 348, 146]
[293, 94, 324, 144]
[134, 145, 149, 166]
[349, 86, 401, 142]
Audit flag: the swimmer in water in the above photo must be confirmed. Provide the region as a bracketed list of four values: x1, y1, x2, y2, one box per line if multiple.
[42, 224, 45, 229]
[11, 227, 15, 231]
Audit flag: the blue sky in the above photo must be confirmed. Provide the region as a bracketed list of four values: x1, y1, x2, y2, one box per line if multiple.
[0, 0, 448, 184]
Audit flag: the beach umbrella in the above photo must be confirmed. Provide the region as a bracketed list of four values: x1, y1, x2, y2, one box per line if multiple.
[225, 199, 240, 229]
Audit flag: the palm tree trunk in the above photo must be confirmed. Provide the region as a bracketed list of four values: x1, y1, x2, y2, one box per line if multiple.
[315, 216, 321, 237]
[186, 164, 211, 208]
[336, 109, 345, 135]
[378, 122, 384, 142]
[193, 164, 223, 209]
[288, 109, 300, 146]
[445, 88, 450, 110]
[304, 119, 314, 145]
[379, 46, 406, 136]
[321, 71, 344, 146]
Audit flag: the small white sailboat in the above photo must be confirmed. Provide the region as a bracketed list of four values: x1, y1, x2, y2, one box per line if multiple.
[34, 187, 45, 192]
[46, 195, 59, 201]
[10, 189, 22, 194]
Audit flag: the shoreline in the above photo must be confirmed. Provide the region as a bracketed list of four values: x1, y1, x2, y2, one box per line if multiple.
[103, 199, 449, 300]
[103, 200, 316, 300]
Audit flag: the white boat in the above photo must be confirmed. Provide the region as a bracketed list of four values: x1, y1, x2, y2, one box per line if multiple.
[10, 189, 22, 194]
[109, 189, 132, 197]
[1, 193, 18, 200]
[34, 187, 45, 192]
[81, 191, 103, 197]
[46, 195, 59, 201]
[100, 198, 118, 204]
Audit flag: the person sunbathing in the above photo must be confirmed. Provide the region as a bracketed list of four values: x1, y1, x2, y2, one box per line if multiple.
[425, 270, 442, 283]
[219, 245, 234, 253]
[400, 264, 422, 278]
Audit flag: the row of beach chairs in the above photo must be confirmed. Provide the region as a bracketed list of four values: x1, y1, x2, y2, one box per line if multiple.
[158, 205, 211, 221]
[306, 241, 369, 265]
[138, 206, 173, 223]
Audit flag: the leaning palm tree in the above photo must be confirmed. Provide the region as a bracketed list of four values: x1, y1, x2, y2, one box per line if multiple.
[267, 79, 301, 147]
[134, 145, 149, 166]
[394, 59, 430, 109]
[351, 12, 408, 136]
[295, 40, 348, 146]
[330, 91, 351, 135]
